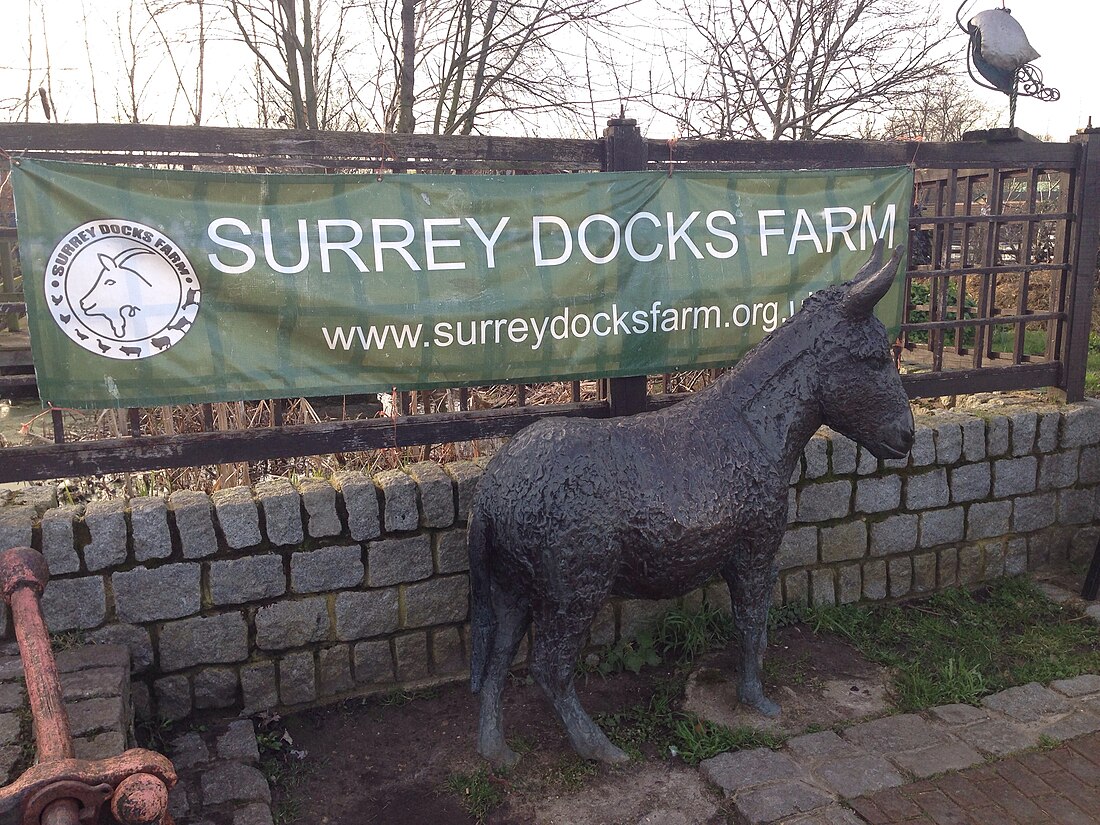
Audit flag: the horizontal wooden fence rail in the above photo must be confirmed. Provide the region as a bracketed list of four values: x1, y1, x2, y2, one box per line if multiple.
[1, 122, 1097, 482]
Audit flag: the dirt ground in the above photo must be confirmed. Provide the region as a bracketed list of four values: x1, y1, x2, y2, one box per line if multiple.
[279, 623, 889, 825]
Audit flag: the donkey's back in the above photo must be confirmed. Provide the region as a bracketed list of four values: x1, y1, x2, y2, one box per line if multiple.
[475, 400, 787, 600]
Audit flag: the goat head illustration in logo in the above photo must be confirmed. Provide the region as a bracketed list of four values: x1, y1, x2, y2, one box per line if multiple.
[45, 220, 200, 359]
[79, 249, 157, 338]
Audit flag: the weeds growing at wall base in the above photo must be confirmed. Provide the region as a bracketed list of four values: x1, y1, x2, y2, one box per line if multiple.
[809, 576, 1100, 710]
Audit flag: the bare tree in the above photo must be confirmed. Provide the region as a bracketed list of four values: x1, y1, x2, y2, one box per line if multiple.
[873, 75, 998, 142]
[114, 1, 161, 122]
[659, 0, 952, 140]
[220, 0, 358, 130]
[367, 0, 631, 136]
[144, 0, 209, 125]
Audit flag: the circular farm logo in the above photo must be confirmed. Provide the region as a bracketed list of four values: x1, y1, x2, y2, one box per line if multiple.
[45, 220, 200, 359]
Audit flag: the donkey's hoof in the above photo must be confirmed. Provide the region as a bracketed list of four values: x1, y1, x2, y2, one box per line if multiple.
[575, 740, 630, 765]
[479, 741, 520, 770]
[746, 695, 781, 718]
[739, 687, 781, 718]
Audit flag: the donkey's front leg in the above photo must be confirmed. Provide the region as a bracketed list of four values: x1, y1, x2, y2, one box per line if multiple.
[722, 548, 780, 717]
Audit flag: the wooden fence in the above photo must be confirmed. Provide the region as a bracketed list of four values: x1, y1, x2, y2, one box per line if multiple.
[0, 121, 1098, 483]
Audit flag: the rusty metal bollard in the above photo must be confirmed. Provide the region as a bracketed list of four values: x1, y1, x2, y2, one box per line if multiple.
[0, 547, 176, 825]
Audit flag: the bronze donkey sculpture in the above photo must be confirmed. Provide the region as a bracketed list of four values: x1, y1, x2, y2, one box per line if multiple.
[468, 241, 914, 766]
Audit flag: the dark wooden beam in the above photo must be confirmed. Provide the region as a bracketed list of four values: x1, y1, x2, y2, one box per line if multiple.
[0, 401, 609, 483]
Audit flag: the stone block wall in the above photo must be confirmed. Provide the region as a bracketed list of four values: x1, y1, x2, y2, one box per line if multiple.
[1, 399, 1099, 723]
[0, 642, 132, 782]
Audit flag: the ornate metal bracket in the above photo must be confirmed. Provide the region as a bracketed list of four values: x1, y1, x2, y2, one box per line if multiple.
[957, 2, 1060, 127]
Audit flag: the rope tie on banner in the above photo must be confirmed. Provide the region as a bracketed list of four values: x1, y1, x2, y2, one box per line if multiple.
[667, 138, 677, 177]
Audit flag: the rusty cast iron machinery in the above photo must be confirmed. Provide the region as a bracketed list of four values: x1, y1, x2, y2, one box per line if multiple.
[0, 547, 176, 825]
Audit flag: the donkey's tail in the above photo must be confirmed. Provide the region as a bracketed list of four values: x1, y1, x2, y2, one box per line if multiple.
[468, 502, 494, 694]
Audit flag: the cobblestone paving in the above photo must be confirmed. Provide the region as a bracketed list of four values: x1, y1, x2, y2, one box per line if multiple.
[850, 732, 1100, 825]
[701, 674, 1100, 824]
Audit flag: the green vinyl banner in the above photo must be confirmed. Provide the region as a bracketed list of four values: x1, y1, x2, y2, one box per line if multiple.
[12, 158, 912, 408]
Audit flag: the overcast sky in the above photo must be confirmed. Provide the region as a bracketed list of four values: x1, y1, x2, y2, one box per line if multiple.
[0, 0, 1094, 140]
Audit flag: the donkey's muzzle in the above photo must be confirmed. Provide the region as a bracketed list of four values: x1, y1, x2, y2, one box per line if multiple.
[871, 419, 915, 459]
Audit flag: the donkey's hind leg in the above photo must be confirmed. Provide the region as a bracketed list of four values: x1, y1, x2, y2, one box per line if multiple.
[722, 544, 781, 717]
[530, 598, 628, 764]
[477, 587, 531, 769]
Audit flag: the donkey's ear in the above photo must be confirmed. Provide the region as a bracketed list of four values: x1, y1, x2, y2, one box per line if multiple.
[850, 238, 886, 284]
[97, 253, 116, 270]
[841, 244, 904, 319]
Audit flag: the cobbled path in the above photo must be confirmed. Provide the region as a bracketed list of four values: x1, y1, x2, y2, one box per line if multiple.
[850, 732, 1100, 825]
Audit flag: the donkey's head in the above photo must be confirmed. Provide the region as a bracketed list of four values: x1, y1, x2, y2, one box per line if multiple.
[812, 240, 914, 459]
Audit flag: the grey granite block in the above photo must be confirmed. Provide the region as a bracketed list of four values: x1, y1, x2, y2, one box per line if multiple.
[209, 555, 286, 605]
[405, 462, 455, 528]
[278, 650, 316, 705]
[130, 496, 172, 561]
[298, 478, 342, 538]
[335, 473, 381, 541]
[41, 576, 106, 631]
[255, 598, 331, 650]
[159, 613, 249, 671]
[354, 640, 395, 684]
[948, 462, 991, 503]
[42, 505, 82, 574]
[402, 575, 469, 627]
[905, 469, 949, 511]
[778, 526, 818, 569]
[255, 479, 303, 547]
[290, 544, 364, 593]
[1012, 493, 1057, 533]
[444, 461, 483, 523]
[169, 490, 218, 559]
[855, 476, 901, 514]
[113, 563, 201, 623]
[986, 415, 1009, 458]
[376, 470, 418, 532]
[919, 507, 964, 548]
[1009, 410, 1038, 456]
[434, 530, 469, 574]
[212, 488, 261, 550]
[993, 456, 1038, 498]
[366, 535, 433, 586]
[966, 500, 1012, 541]
[798, 481, 852, 522]
[82, 499, 128, 571]
[334, 588, 400, 641]
[870, 513, 917, 556]
[819, 521, 867, 563]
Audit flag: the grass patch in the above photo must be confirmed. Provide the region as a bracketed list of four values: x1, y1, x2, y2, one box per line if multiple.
[543, 754, 600, 790]
[445, 768, 505, 822]
[594, 673, 785, 765]
[808, 577, 1100, 711]
[378, 686, 440, 707]
[595, 677, 682, 760]
[255, 717, 313, 825]
[586, 600, 734, 677]
[1086, 339, 1100, 396]
[671, 716, 783, 765]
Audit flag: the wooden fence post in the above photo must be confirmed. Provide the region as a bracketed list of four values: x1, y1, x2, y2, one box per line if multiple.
[603, 117, 650, 417]
[1065, 128, 1100, 402]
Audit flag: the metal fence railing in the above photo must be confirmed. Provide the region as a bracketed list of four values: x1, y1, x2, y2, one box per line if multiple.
[1, 123, 1097, 483]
